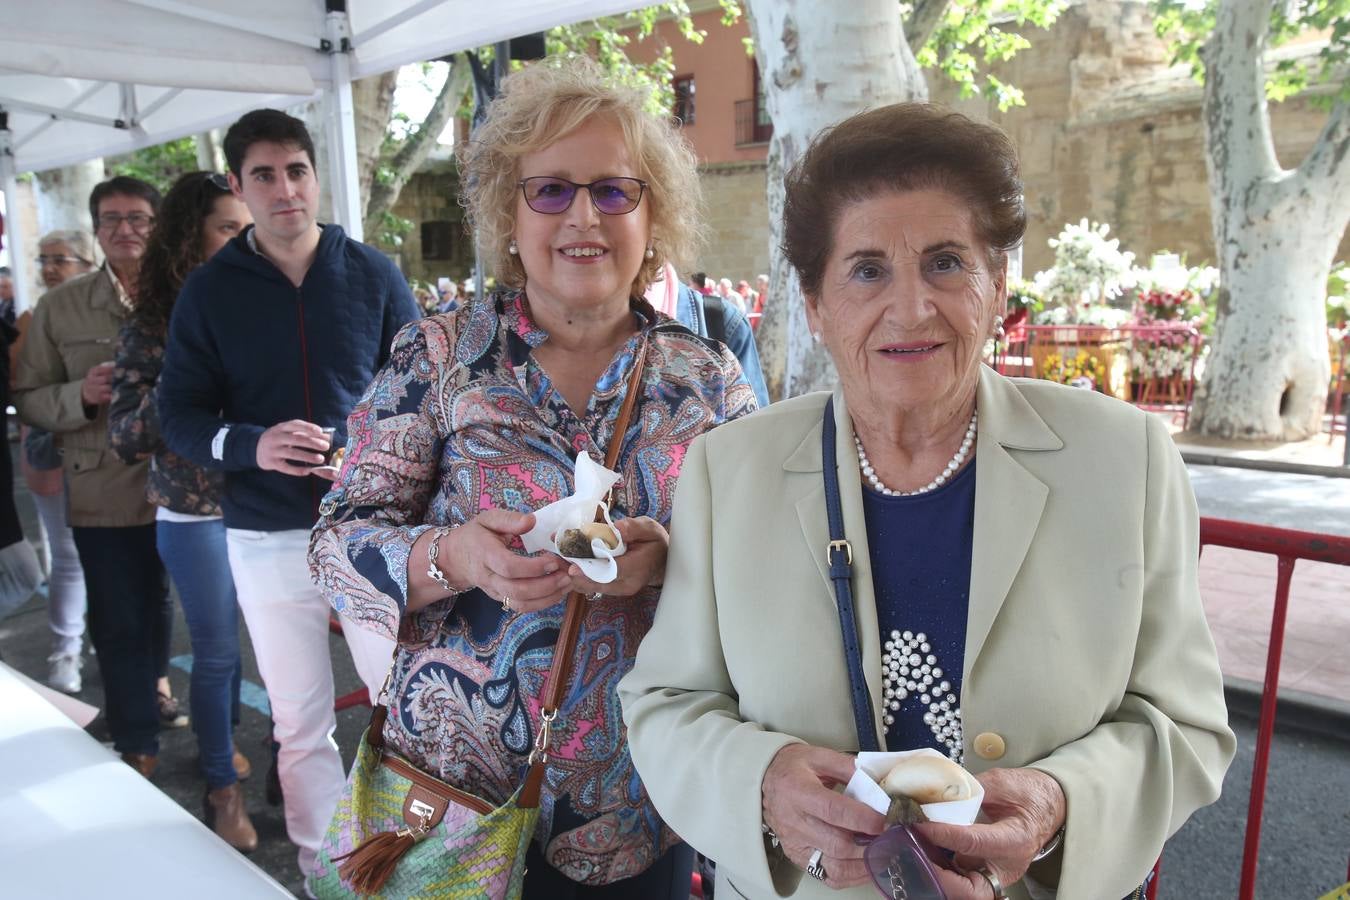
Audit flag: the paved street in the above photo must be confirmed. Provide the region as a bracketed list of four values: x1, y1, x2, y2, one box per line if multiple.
[1186, 463, 1350, 537]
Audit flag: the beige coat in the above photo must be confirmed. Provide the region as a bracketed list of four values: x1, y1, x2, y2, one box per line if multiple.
[620, 366, 1235, 900]
[13, 269, 154, 527]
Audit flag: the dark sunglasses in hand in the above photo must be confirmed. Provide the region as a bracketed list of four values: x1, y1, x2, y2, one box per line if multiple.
[518, 176, 647, 216]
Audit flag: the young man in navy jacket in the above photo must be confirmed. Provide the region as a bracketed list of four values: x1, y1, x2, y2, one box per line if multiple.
[159, 109, 418, 880]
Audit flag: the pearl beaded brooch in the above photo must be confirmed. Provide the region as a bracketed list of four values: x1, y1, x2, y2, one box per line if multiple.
[882, 629, 964, 762]
[855, 410, 978, 496]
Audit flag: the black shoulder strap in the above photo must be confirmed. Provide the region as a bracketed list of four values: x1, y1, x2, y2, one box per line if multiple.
[822, 396, 881, 752]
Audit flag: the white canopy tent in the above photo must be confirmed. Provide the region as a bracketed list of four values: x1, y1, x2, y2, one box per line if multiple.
[0, 0, 647, 310]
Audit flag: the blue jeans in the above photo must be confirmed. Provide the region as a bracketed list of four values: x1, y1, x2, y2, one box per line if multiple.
[157, 519, 242, 788]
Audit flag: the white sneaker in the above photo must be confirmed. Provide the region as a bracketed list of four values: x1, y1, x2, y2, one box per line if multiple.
[47, 652, 82, 694]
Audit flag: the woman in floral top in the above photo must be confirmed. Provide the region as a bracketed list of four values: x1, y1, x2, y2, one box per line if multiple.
[106, 171, 256, 849]
[308, 58, 755, 897]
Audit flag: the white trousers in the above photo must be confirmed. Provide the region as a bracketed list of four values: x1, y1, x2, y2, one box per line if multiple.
[32, 490, 87, 657]
[226, 528, 394, 878]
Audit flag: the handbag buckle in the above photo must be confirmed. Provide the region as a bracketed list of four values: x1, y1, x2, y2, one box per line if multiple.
[828, 540, 853, 567]
[529, 708, 558, 765]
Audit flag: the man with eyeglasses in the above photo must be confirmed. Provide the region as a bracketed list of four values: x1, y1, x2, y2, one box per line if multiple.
[14, 175, 177, 777]
[159, 108, 418, 879]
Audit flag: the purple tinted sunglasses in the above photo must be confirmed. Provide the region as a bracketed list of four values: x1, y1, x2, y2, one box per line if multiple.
[518, 176, 647, 216]
[863, 825, 948, 900]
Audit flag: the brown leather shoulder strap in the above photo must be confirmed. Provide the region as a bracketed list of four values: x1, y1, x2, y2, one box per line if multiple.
[539, 339, 648, 712]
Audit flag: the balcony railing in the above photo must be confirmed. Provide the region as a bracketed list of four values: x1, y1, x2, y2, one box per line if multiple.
[734, 99, 773, 146]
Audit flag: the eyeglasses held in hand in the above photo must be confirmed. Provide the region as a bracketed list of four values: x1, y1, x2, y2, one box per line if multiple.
[96, 213, 155, 233]
[863, 826, 948, 900]
[518, 176, 647, 216]
[37, 255, 90, 267]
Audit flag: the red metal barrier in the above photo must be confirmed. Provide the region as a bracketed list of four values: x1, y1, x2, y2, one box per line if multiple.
[996, 323, 1203, 427]
[1161, 518, 1350, 900]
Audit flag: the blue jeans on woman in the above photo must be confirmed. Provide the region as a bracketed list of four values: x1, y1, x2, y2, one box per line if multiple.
[157, 518, 242, 789]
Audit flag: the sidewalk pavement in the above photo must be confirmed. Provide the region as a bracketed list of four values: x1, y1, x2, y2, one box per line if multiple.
[1168, 423, 1350, 737]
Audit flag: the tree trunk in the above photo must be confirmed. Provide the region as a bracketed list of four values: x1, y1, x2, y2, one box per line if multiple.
[1191, 0, 1350, 440]
[747, 0, 928, 399]
[34, 160, 105, 237]
[362, 57, 471, 238]
[353, 70, 398, 222]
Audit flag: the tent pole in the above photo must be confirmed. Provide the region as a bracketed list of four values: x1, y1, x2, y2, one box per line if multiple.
[324, 10, 363, 242]
[0, 119, 33, 315]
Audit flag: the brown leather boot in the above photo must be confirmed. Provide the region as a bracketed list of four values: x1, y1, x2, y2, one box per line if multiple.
[121, 752, 157, 778]
[205, 784, 258, 853]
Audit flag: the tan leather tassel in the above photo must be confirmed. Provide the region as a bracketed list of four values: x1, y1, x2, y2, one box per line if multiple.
[334, 827, 423, 895]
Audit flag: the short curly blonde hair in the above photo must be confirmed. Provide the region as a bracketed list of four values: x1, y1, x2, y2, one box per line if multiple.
[457, 56, 703, 296]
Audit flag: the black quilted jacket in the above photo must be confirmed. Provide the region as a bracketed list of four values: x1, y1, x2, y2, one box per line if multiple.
[159, 224, 419, 531]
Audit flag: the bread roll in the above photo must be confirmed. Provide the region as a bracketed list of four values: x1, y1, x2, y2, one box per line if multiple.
[880, 756, 975, 805]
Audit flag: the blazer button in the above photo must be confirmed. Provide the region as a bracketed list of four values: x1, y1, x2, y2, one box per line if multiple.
[973, 732, 1006, 760]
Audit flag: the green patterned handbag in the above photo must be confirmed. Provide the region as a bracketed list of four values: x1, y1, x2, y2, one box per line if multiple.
[308, 698, 546, 899]
[310, 344, 648, 898]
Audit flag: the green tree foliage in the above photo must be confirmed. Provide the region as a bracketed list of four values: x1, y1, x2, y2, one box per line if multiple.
[1152, 0, 1350, 105]
[544, 1, 744, 114]
[105, 137, 199, 193]
[916, 0, 1069, 110]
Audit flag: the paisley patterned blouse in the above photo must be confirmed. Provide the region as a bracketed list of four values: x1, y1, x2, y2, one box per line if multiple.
[309, 290, 755, 884]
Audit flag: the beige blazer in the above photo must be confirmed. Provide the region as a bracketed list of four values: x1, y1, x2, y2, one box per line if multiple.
[620, 366, 1235, 900]
[13, 268, 154, 527]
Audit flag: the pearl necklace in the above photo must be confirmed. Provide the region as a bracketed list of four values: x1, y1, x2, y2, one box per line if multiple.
[854, 410, 978, 496]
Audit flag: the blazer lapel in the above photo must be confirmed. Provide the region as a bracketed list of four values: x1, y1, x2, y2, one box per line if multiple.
[965, 368, 1063, 673]
[787, 389, 887, 743]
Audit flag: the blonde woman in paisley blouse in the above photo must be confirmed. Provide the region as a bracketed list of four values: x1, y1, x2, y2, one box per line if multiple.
[308, 58, 756, 898]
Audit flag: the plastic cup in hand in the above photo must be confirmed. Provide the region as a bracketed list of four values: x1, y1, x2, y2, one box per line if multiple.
[863, 825, 947, 900]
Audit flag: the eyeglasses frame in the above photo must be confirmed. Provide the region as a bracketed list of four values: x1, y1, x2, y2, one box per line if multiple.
[517, 176, 649, 216]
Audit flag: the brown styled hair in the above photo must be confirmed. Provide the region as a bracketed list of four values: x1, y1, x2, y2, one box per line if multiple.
[457, 56, 702, 297]
[782, 102, 1025, 299]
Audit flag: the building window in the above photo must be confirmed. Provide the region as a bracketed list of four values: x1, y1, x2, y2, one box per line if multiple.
[735, 61, 773, 146]
[673, 75, 695, 126]
[421, 221, 455, 260]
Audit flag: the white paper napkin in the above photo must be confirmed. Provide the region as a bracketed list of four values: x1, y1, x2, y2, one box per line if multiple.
[521, 451, 627, 583]
[843, 748, 983, 826]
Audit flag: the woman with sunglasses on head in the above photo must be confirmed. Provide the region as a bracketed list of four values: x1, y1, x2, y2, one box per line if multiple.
[308, 57, 755, 898]
[107, 171, 257, 851]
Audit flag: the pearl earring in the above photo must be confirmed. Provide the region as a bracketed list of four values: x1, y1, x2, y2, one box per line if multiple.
[508, 240, 518, 256]
[993, 315, 1005, 340]
[644, 245, 655, 259]
[811, 332, 822, 345]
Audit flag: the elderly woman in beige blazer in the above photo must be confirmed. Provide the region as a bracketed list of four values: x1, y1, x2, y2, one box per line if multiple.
[619, 104, 1235, 900]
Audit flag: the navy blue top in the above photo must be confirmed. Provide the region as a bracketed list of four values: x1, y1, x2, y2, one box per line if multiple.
[160, 224, 420, 531]
[862, 461, 976, 755]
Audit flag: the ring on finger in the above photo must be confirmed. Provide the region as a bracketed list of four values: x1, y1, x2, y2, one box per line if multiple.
[805, 848, 827, 882]
[500, 594, 513, 614]
[976, 867, 1007, 899]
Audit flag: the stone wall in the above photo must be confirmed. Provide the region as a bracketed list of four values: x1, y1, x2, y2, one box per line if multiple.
[928, 0, 1349, 273]
[381, 162, 473, 286]
[694, 161, 771, 282]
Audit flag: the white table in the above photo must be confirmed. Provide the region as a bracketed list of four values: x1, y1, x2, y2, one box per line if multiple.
[0, 662, 292, 898]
